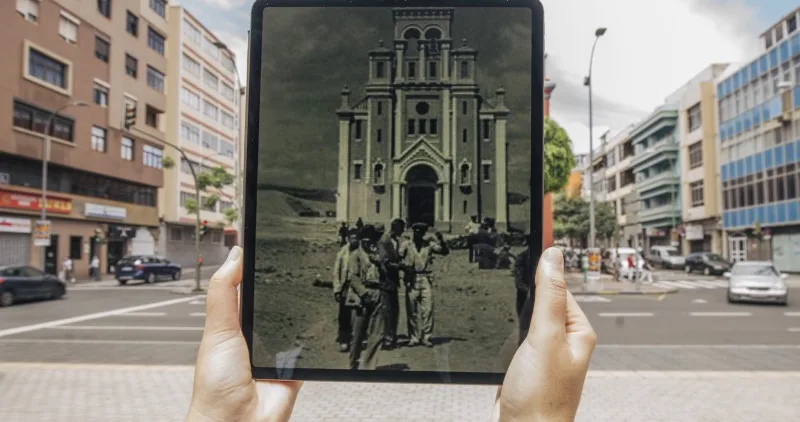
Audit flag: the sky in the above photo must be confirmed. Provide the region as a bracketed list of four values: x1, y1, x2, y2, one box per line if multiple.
[176, 0, 799, 155]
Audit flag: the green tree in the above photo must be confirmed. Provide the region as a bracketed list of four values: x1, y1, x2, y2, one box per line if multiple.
[544, 117, 576, 194]
[552, 194, 618, 246]
[162, 159, 237, 225]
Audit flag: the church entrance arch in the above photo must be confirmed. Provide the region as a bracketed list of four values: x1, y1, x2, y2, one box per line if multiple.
[405, 164, 438, 227]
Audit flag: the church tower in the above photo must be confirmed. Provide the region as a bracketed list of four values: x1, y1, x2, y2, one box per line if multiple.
[336, 7, 510, 231]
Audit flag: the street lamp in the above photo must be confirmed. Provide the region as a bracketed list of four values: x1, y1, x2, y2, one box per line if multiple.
[585, 27, 607, 249]
[40, 100, 89, 272]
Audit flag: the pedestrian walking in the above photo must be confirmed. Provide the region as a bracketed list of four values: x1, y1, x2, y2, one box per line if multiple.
[637, 258, 654, 284]
[378, 219, 405, 349]
[90, 255, 100, 281]
[332, 229, 360, 352]
[338, 222, 348, 246]
[399, 223, 449, 347]
[626, 254, 637, 282]
[62, 257, 74, 283]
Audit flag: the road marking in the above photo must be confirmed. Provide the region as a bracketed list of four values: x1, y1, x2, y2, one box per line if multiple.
[655, 281, 696, 289]
[119, 312, 166, 317]
[189, 300, 205, 305]
[692, 299, 708, 304]
[0, 339, 198, 345]
[0, 295, 205, 339]
[51, 325, 204, 331]
[689, 312, 752, 317]
[671, 281, 701, 289]
[657, 294, 666, 301]
[575, 296, 611, 303]
[597, 312, 654, 317]
[785, 312, 800, 317]
[691, 281, 719, 289]
[190, 312, 206, 317]
[788, 328, 800, 332]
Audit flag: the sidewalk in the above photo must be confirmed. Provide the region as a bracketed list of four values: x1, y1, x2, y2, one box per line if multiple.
[71, 264, 221, 284]
[566, 273, 678, 295]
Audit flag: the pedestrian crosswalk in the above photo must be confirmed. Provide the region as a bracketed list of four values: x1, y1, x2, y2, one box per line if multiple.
[651, 280, 729, 290]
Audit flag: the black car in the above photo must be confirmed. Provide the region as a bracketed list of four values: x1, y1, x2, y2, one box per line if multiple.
[0, 265, 66, 307]
[684, 252, 731, 276]
[115, 255, 182, 285]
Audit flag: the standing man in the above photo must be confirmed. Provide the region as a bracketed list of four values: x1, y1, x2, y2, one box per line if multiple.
[90, 255, 100, 281]
[400, 223, 449, 348]
[338, 222, 349, 246]
[332, 229, 360, 352]
[348, 225, 388, 370]
[62, 256, 74, 283]
[465, 215, 480, 263]
[378, 219, 405, 349]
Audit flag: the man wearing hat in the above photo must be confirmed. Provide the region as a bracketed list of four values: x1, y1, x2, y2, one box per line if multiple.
[399, 222, 449, 347]
[378, 219, 405, 349]
[332, 228, 361, 352]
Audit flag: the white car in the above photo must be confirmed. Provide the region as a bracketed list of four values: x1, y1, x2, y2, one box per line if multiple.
[725, 261, 788, 306]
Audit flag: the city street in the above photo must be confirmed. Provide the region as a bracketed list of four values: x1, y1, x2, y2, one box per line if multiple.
[1, 273, 799, 421]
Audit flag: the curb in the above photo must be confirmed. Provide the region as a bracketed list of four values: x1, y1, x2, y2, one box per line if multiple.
[570, 288, 679, 296]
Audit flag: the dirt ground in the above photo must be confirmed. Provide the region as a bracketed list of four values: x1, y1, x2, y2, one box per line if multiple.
[251, 217, 525, 373]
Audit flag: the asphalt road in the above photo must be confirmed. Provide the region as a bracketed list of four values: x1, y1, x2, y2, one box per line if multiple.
[1, 276, 799, 370]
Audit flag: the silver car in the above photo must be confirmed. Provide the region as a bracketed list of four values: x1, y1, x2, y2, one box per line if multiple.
[725, 261, 789, 306]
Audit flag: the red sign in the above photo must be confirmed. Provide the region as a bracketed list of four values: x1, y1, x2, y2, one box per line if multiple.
[0, 189, 72, 214]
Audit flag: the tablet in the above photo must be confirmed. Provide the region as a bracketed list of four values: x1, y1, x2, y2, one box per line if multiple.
[242, 0, 544, 385]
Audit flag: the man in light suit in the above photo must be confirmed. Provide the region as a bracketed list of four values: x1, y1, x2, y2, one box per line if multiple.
[332, 229, 360, 352]
[378, 218, 405, 349]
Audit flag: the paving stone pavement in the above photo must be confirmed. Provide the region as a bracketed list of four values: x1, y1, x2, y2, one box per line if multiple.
[0, 363, 798, 422]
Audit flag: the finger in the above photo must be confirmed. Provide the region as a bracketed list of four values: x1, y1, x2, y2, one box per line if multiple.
[565, 290, 597, 359]
[204, 246, 243, 338]
[529, 247, 568, 343]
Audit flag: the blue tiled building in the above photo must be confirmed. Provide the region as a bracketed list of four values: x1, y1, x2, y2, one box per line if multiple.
[717, 8, 800, 269]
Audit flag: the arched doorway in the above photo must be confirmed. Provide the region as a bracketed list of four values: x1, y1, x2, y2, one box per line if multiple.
[405, 164, 438, 227]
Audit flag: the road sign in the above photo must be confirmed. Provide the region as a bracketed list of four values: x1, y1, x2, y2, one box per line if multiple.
[33, 220, 51, 247]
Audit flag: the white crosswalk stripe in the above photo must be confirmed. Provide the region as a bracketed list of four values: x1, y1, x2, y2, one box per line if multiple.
[654, 280, 729, 290]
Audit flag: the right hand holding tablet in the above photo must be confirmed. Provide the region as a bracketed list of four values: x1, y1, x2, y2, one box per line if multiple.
[492, 247, 597, 422]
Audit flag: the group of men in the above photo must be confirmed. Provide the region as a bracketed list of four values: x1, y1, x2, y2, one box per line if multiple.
[332, 218, 449, 370]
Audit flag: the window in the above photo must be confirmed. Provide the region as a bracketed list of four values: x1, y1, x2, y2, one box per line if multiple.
[204, 69, 218, 91]
[145, 105, 160, 129]
[462, 128, 467, 143]
[687, 103, 701, 132]
[221, 111, 235, 129]
[690, 181, 704, 207]
[408, 62, 416, 79]
[13, 100, 74, 142]
[221, 83, 235, 101]
[407, 119, 415, 135]
[461, 61, 469, 78]
[91, 126, 107, 152]
[221, 55, 235, 74]
[180, 192, 194, 207]
[418, 119, 427, 134]
[607, 175, 617, 192]
[126, 12, 138, 36]
[429, 61, 437, 78]
[376, 200, 381, 214]
[377, 101, 383, 115]
[181, 122, 200, 144]
[69, 236, 82, 260]
[183, 20, 201, 45]
[169, 227, 183, 241]
[203, 100, 219, 121]
[149, 0, 166, 18]
[95, 36, 110, 62]
[355, 120, 363, 139]
[688, 142, 703, 169]
[146, 66, 164, 92]
[376, 62, 385, 78]
[121, 137, 133, 161]
[203, 38, 220, 60]
[766, 32, 773, 49]
[483, 120, 490, 140]
[181, 88, 201, 110]
[482, 163, 491, 182]
[377, 129, 382, 143]
[16, 0, 39, 22]
[59, 15, 78, 44]
[93, 85, 108, 107]
[28, 49, 68, 89]
[373, 164, 384, 184]
[462, 101, 467, 115]
[789, 16, 798, 34]
[220, 201, 234, 212]
[125, 54, 137, 78]
[776, 25, 785, 42]
[430, 119, 438, 135]
[219, 139, 234, 157]
[143, 145, 163, 169]
[788, 164, 798, 200]
[460, 163, 470, 184]
[354, 163, 362, 181]
[97, 0, 111, 18]
[147, 27, 165, 55]
[182, 54, 201, 77]
[202, 131, 218, 151]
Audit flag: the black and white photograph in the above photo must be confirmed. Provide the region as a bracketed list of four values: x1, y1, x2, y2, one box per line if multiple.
[251, 6, 534, 373]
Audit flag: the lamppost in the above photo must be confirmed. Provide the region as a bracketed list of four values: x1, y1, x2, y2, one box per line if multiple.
[40, 100, 89, 271]
[585, 27, 607, 249]
[213, 41, 244, 248]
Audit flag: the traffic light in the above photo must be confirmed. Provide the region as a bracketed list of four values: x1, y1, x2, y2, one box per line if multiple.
[124, 102, 137, 130]
[199, 220, 209, 239]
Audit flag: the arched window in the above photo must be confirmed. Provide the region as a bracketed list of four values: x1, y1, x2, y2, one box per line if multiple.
[373, 163, 385, 185]
[460, 163, 470, 185]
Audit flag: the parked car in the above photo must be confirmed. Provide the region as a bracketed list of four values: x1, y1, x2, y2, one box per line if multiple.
[725, 261, 788, 306]
[0, 265, 66, 307]
[115, 255, 182, 285]
[684, 252, 731, 275]
[647, 246, 685, 269]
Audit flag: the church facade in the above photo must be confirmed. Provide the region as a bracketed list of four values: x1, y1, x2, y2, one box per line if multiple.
[336, 7, 510, 232]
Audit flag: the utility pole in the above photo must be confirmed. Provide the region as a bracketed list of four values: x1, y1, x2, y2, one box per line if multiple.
[585, 27, 607, 249]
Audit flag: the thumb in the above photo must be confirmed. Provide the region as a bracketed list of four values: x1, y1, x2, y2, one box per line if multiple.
[204, 246, 243, 337]
[529, 247, 568, 345]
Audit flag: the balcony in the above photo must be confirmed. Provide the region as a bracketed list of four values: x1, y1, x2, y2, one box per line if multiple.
[631, 139, 679, 168]
[639, 204, 680, 225]
[636, 171, 678, 194]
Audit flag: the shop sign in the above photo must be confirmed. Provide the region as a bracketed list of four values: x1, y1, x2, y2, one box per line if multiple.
[0, 189, 72, 214]
[0, 216, 32, 234]
[85, 203, 127, 221]
[685, 224, 704, 241]
[33, 220, 51, 247]
[107, 225, 137, 240]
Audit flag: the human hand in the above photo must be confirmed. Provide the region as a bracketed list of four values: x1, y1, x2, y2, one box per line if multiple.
[492, 247, 597, 422]
[186, 246, 303, 422]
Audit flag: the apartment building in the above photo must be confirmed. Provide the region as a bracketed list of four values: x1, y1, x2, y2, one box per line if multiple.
[717, 7, 800, 269]
[678, 64, 730, 255]
[0, 0, 169, 278]
[602, 127, 636, 246]
[161, 6, 242, 267]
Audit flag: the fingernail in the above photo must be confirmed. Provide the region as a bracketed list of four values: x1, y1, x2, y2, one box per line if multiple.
[226, 246, 242, 264]
[544, 247, 563, 266]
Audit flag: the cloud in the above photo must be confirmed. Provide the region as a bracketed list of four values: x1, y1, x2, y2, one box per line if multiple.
[541, 0, 764, 153]
[188, 0, 251, 11]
